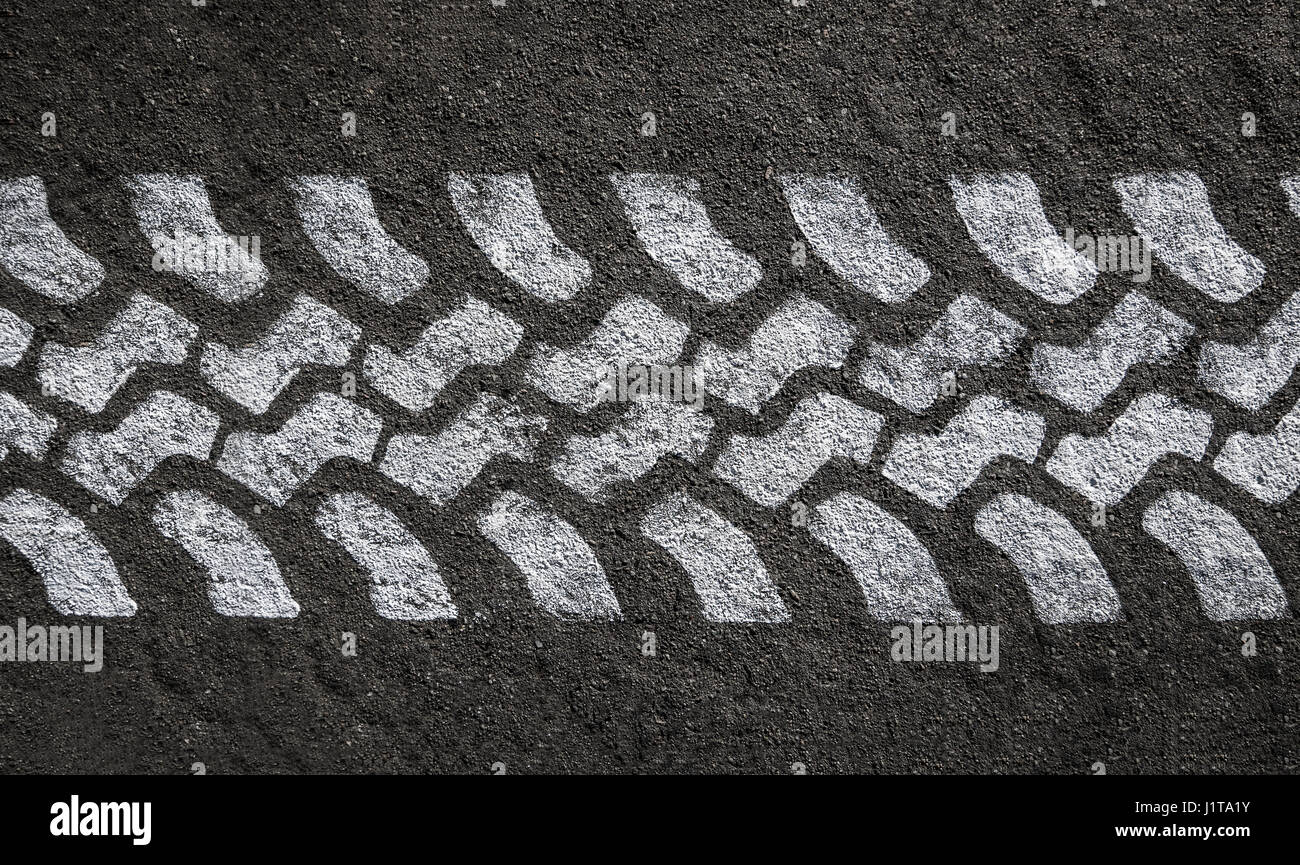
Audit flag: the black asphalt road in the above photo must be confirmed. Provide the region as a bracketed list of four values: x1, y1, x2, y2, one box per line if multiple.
[1, 0, 1297, 774]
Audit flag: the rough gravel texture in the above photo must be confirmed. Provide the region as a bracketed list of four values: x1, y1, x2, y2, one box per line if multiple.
[0, 0, 1298, 774]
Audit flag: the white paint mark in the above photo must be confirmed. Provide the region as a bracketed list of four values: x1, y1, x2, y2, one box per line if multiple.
[1142, 491, 1290, 620]
[1047, 393, 1212, 505]
[884, 395, 1045, 508]
[858, 294, 1025, 413]
[552, 402, 713, 501]
[610, 172, 761, 302]
[810, 492, 960, 621]
[779, 174, 929, 302]
[0, 176, 103, 302]
[1282, 176, 1300, 217]
[37, 293, 196, 414]
[0, 391, 56, 461]
[0, 488, 136, 616]
[974, 493, 1122, 623]
[1214, 397, 1300, 504]
[448, 172, 591, 302]
[0, 307, 34, 367]
[381, 394, 547, 504]
[1032, 292, 1194, 412]
[527, 296, 688, 412]
[641, 493, 789, 623]
[288, 175, 428, 305]
[61, 391, 219, 505]
[1199, 291, 1300, 410]
[950, 172, 1097, 304]
[477, 491, 621, 620]
[1114, 172, 1263, 302]
[316, 493, 458, 620]
[153, 490, 300, 617]
[714, 392, 882, 506]
[699, 295, 855, 414]
[125, 173, 268, 302]
[202, 294, 360, 415]
[218, 393, 381, 505]
[364, 295, 522, 412]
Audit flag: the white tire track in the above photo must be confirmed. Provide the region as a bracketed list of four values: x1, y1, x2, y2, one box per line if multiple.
[449, 172, 591, 302]
[0, 488, 136, 616]
[316, 493, 458, 620]
[477, 491, 622, 620]
[779, 174, 929, 302]
[1046, 393, 1212, 505]
[974, 493, 1123, 623]
[1214, 397, 1300, 503]
[1032, 292, 1194, 412]
[699, 295, 855, 413]
[380, 394, 547, 504]
[218, 393, 382, 505]
[6, 169, 1299, 628]
[810, 493, 961, 621]
[288, 175, 429, 304]
[950, 172, 1097, 304]
[0, 177, 104, 303]
[126, 174, 267, 302]
[153, 490, 300, 617]
[364, 295, 522, 412]
[1114, 172, 1263, 302]
[713, 392, 882, 506]
[1143, 491, 1290, 620]
[36, 293, 197, 414]
[62, 391, 219, 505]
[858, 293, 1025, 413]
[202, 294, 360, 415]
[884, 395, 1045, 508]
[611, 172, 762, 302]
[641, 493, 789, 623]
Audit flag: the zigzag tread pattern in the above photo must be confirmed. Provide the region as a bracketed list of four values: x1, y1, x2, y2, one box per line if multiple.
[0, 171, 1296, 624]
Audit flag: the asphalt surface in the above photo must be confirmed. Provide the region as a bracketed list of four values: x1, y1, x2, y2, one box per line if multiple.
[1, 0, 1298, 774]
